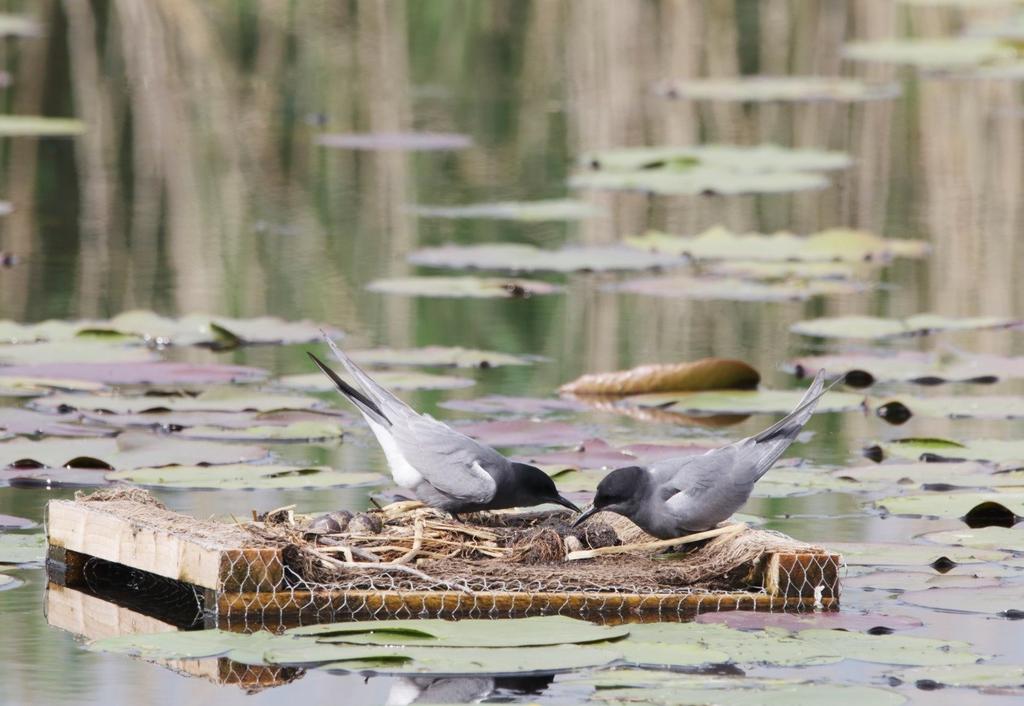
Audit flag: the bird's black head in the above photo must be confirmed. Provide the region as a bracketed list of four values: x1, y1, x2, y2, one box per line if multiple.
[573, 466, 646, 527]
[507, 462, 580, 513]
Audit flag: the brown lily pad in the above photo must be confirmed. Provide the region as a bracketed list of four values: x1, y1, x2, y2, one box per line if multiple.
[560, 358, 759, 396]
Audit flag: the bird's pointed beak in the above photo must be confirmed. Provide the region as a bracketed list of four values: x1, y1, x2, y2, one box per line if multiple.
[552, 495, 581, 513]
[572, 505, 600, 528]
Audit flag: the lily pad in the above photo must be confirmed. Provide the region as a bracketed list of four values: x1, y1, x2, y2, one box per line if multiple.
[33, 388, 323, 414]
[108, 464, 381, 490]
[0, 573, 18, 591]
[367, 276, 561, 299]
[625, 388, 864, 415]
[844, 569, 1008, 592]
[626, 226, 927, 262]
[611, 273, 868, 301]
[559, 358, 760, 396]
[876, 395, 1024, 421]
[791, 314, 1021, 340]
[0, 533, 45, 564]
[315, 132, 471, 151]
[320, 644, 620, 676]
[177, 420, 344, 442]
[526, 437, 718, 471]
[286, 616, 629, 647]
[875, 491, 1024, 521]
[0, 14, 40, 37]
[0, 341, 158, 365]
[348, 346, 531, 368]
[440, 395, 587, 416]
[77, 409, 347, 436]
[842, 38, 1019, 69]
[592, 683, 906, 706]
[570, 167, 830, 196]
[0, 408, 114, 438]
[0, 362, 267, 385]
[455, 420, 589, 448]
[408, 243, 681, 273]
[578, 144, 851, 173]
[0, 115, 86, 137]
[899, 585, 1023, 615]
[920, 526, 1024, 552]
[695, 610, 922, 633]
[825, 541, 1008, 566]
[0, 434, 267, 470]
[278, 370, 473, 392]
[89, 629, 281, 660]
[890, 664, 1024, 688]
[788, 350, 1024, 386]
[836, 461, 1016, 491]
[878, 438, 1024, 464]
[655, 76, 901, 102]
[708, 260, 863, 280]
[413, 199, 600, 221]
[0, 513, 35, 529]
[0, 376, 105, 397]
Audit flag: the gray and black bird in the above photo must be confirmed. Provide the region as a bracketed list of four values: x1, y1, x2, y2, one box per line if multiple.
[308, 338, 579, 516]
[574, 370, 831, 539]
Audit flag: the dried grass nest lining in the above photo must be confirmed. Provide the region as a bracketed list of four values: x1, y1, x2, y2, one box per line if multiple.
[248, 502, 827, 593]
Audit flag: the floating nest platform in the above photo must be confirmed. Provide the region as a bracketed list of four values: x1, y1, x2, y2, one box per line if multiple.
[45, 489, 841, 628]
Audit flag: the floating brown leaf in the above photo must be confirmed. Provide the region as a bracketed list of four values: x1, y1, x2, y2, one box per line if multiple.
[559, 358, 760, 396]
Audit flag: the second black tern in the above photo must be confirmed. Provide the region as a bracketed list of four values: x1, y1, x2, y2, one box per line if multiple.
[308, 338, 580, 516]
[574, 370, 832, 539]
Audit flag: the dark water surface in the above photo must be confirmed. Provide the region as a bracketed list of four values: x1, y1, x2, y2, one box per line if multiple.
[1, 2, 1024, 705]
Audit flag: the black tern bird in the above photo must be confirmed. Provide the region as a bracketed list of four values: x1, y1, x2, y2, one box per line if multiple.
[308, 338, 580, 516]
[574, 370, 832, 539]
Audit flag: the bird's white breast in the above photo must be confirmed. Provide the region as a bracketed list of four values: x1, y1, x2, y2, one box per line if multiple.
[365, 418, 424, 488]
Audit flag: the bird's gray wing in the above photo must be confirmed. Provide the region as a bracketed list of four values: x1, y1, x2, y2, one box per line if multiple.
[387, 413, 501, 504]
[323, 335, 419, 423]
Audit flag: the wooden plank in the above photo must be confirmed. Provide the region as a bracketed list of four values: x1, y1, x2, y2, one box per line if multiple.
[46, 499, 285, 592]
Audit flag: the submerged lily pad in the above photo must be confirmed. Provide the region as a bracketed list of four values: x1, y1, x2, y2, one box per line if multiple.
[108, 464, 380, 490]
[315, 132, 471, 151]
[921, 526, 1024, 552]
[559, 358, 760, 396]
[655, 76, 901, 102]
[611, 273, 868, 301]
[899, 585, 1023, 615]
[0, 115, 86, 137]
[0, 435, 267, 470]
[826, 541, 1008, 566]
[0, 533, 45, 564]
[278, 369, 473, 392]
[890, 664, 1024, 688]
[348, 346, 531, 368]
[413, 199, 600, 221]
[843, 38, 1019, 69]
[790, 314, 1021, 340]
[625, 388, 863, 415]
[287, 616, 629, 647]
[626, 226, 927, 262]
[34, 388, 322, 415]
[408, 243, 681, 273]
[367, 276, 561, 299]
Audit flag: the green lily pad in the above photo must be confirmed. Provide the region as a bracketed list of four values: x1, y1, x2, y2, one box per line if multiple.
[921, 526, 1024, 552]
[655, 76, 901, 103]
[0, 362, 267, 385]
[890, 664, 1024, 688]
[0, 408, 114, 438]
[613, 640, 732, 667]
[836, 461, 1019, 491]
[611, 273, 868, 301]
[878, 395, 1024, 421]
[626, 226, 927, 262]
[0, 533, 45, 564]
[790, 314, 1021, 340]
[875, 491, 1024, 520]
[579, 144, 851, 173]
[0, 115, 86, 137]
[0, 573, 17, 591]
[878, 438, 1024, 464]
[348, 346, 531, 368]
[413, 199, 600, 221]
[33, 388, 322, 414]
[592, 683, 905, 706]
[570, 167, 830, 195]
[408, 243, 681, 273]
[843, 38, 1019, 69]
[753, 466, 879, 498]
[899, 585, 1023, 615]
[0, 434, 267, 470]
[107, 464, 381, 490]
[0, 376, 106, 397]
[625, 388, 864, 415]
[279, 370, 473, 392]
[89, 629, 281, 660]
[287, 616, 629, 647]
[825, 541, 1008, 566]
[844, 568, 1008, 592]
[367, 276, 562, 299]
[178, 420, 344, 442]
[788, 350, 1024, 385]
[708, 260, 863, 280]
[0, 341, 158, 365]
[795, 629, 982, 666]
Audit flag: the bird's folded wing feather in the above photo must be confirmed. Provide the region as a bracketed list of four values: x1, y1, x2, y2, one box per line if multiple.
[650, 447, 744, 508]
[389, 415, 499, 503]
